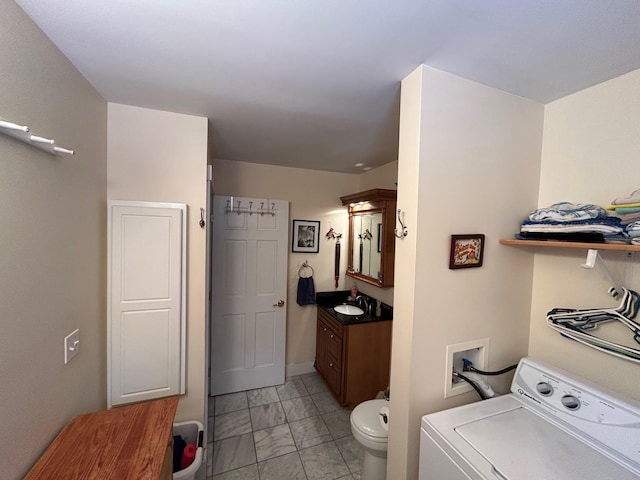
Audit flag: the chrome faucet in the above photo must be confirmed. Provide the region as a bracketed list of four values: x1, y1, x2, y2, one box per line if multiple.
[355, 295, 369, 314]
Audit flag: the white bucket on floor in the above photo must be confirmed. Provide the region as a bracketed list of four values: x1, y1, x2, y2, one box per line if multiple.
[173, 420, 204, 480]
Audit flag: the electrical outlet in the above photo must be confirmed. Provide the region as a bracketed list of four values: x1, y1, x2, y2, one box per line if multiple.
[444, 339, 488, 398]
[64, 329, 80, 364]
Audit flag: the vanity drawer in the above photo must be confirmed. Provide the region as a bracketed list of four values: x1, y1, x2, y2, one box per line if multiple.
[325, 327, 342, 364]
[318, 309, 344, 336]
[324, 355, 342, 393]
[318, 314, 343, 362]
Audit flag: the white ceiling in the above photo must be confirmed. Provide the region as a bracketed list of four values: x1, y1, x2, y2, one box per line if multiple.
[15, 0, 640, 173]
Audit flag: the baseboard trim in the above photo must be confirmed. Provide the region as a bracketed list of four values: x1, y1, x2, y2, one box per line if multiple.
[285, 361, 315, 377]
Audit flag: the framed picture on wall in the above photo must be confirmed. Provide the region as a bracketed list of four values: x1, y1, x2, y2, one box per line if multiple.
[292, 220, 321, 253]
[449, 234, 485, 269]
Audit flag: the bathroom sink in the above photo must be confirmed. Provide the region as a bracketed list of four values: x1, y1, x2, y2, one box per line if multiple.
[334, 304, 365, 316]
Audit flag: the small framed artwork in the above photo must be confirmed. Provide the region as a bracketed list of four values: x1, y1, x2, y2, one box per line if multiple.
[449, 234, 485, 269]
[292, 220, 321, 253]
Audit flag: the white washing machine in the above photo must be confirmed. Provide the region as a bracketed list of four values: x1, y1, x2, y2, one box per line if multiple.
[419, 357, 640, 480]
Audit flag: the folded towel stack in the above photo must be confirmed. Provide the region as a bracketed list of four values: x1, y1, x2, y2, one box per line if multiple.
[610, 188, 640, 206]
[606, 188, 640, 228]
[626, 221, 640, 245]
[528, 202, 607, 222]
[518, 202, 626, 243]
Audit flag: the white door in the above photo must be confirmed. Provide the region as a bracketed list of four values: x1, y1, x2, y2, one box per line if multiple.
[108, 201, 186, 408]
[210, 196, 289, 396]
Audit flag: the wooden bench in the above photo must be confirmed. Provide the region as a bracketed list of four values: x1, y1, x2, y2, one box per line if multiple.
[24, 396, 179, 479]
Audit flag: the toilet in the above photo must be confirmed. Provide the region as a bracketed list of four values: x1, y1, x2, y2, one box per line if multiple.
[350, 399, 389, 480]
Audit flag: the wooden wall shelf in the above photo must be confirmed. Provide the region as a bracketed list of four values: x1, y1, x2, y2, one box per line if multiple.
[499, 238, 640, 252]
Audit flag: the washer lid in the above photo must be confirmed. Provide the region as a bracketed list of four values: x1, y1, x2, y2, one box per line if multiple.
[455, 407, 639, 480]
[351, 399, 389, 439]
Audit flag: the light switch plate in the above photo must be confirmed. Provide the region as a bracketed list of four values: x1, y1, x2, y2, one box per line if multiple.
[64, 329, 80, 364]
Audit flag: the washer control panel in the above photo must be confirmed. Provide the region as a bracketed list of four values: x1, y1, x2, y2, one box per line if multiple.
[514, 360, 639, 424]
[511, 358, 640, 470]
[536, 381, 582, 411]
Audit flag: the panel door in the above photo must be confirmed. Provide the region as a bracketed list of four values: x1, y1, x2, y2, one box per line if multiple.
[108, 201, 186, 407]
[210, 196, 289, 395]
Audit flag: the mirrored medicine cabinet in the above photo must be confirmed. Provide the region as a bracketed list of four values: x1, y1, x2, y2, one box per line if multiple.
[340, 189, 397, 288]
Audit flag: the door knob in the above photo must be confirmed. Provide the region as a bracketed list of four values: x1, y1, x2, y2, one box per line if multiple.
[273, 299, 285, 307]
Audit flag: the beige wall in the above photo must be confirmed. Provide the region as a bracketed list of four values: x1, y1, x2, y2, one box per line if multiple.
[107, 103, 208, 423]
[358, 161, 398, 192]
[529, 68, 640, 399]
[0, 3, 107, 479]
[387, 68, 423, 480]
[388, 65, 544, 479]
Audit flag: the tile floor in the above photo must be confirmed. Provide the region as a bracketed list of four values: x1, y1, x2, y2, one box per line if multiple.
[206, 372, 364, 480]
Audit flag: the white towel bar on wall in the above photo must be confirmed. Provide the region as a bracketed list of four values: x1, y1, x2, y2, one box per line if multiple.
[0, 116, 74, 156]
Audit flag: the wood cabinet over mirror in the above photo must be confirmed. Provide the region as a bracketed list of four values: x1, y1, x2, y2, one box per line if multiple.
[340, 189, 397, 288]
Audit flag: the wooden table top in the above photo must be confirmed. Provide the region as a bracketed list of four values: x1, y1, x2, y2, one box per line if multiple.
[24, 396, 179, 480]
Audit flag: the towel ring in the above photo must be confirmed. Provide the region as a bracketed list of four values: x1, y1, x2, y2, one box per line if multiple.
[298, 261, 314, 278]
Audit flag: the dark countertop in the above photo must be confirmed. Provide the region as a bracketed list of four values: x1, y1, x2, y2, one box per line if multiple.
[316, 291, 393, 326]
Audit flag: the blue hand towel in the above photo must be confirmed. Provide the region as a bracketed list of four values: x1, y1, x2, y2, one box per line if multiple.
[297, 276, 316, 305]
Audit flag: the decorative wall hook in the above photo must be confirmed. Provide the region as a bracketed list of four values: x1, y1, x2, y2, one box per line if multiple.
[258, 202, 276, 216]
[199, 208, 206, 229]
[0, 115, 75, 156]
[225, 197, 276, 216]
[394, 209, 409, 238]
[326, 227, 343, 240]
[325, 227, 343, 288]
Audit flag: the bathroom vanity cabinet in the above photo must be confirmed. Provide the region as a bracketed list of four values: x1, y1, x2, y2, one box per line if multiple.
[315, 307, 392, 408]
